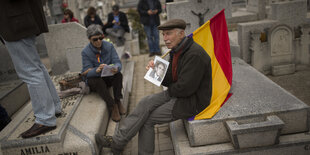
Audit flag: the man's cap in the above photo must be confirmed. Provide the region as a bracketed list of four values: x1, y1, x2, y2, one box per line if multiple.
[157, 19, 186, 30]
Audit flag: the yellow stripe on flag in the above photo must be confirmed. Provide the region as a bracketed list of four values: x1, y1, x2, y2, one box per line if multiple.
[192, 21, 231, 120]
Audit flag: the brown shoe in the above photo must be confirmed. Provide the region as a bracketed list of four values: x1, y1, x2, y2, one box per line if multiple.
[111, 104, 121, 122]
[116, 100, 126, 115]
[20, 123, 56, 138]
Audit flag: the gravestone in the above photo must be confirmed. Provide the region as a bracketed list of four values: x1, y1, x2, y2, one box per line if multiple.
[0, 44, 18, 82]
[270, 0, 307, 27]
[238, 0, 309, 74]
[246, 0, 266, 20]
[44, 22, 89, 75]
[270, 25, 293, 65]
[166, 0, 232, 34]
[170, 58, 310, 154]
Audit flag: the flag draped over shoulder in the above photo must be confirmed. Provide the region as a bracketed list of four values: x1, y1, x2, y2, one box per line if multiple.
[190, 9, 232, 120]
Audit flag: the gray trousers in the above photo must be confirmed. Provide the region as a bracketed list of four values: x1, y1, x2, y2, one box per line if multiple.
[112, 90, 177, 155]
[4, 36, 61, 126]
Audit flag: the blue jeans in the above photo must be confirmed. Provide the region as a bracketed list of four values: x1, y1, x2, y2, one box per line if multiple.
[4, 36, 61, 126]
[144, 25, 160, 53]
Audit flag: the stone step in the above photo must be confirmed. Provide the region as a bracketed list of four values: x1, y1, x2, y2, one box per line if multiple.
[0, 58, 135, 155]
[170, 119, 310, 155]
[0, 80, 29, 117]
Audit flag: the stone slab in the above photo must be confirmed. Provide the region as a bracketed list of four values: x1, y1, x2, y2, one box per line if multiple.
[44, 22, 88, 75]
[130, 39, 140, 56]
[0, 44, 18, 81]
[0, 73, 110, 155]
[226, 115, 284, 149]
[170, 119, 310, 155]
[184, 58, 309, 146]
[272, 63, 295, 76]
[0, 80, 29, 117]
[238, 20, 278, 63]
[270, 0, 307, 28]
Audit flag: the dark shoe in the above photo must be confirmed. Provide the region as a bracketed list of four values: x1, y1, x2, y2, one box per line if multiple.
[20, 123, 56, 138]
[149, 52, 155, 57]
[155, 51, 162, 56]
[111, 104, 121, 122]
[95, 134, 113, 150]
[116, 100, 126, 115]
[55, 111, 64, 118]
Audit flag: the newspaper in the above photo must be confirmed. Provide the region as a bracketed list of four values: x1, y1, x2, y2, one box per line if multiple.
[101, 64, 118, 77]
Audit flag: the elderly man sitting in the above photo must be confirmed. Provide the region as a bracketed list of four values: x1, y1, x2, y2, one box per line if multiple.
[81, 24, 126, 122]
[95, 19, 212, 155]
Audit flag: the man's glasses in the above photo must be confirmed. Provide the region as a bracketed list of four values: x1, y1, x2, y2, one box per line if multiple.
[92, 37, 104, 42]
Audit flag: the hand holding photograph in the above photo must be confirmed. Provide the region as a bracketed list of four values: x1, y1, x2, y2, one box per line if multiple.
[144, 56, 169, 86]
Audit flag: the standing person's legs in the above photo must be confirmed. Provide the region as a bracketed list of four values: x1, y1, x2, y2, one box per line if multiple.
[151, 25, 161, 54]
[144, 25, 156, 56]
[40, 62, 62, 114]
[5, 36, 57, 129]
[138, 98, 177, 154]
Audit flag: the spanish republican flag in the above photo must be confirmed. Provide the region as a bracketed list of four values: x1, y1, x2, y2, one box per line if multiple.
[191, 9, 232, 120]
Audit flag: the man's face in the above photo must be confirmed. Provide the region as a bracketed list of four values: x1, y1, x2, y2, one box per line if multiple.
[155, 63, 165, 77]
[89, 34, 103, 49]
[162, 29, 184, 49]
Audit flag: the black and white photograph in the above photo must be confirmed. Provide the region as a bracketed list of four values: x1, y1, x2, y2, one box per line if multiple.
[144, 56, 169, 86]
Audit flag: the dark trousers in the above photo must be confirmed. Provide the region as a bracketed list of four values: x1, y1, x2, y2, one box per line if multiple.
[87, 72, 123, 108]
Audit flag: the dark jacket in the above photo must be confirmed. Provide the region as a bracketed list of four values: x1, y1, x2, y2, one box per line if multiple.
[0, 0, 48, 41]
[162, 37, 212, 119]
[81, 41, 122, 79]
[105, 12, 130, 33]
[137, 0, 162, 26]
[84, 15, 104, 28]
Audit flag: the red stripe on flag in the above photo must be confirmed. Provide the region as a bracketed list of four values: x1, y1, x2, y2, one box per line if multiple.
[210, 10, 232, 85]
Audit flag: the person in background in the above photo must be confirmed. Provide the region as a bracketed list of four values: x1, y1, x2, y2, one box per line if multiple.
[95, 19, 212, 155]
[137, 0, 162, 57]
[61, 9, 79, 23]
[104, 5, 130, 46]
[81, 24, 126, 122]
[84, 7, 104, 28]
[0, 0, 62, 138]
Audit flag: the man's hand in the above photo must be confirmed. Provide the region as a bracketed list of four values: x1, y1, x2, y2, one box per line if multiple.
[147, 10, 153, 15]
[152, 9, 158, 14]
[112, 20, 116, 24]
[111, 67, 118, 74]
[96, 64, 106, 73]
[146, 60, 154, 70]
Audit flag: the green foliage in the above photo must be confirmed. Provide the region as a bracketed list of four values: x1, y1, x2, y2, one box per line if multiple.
[127, 8, 147, 49]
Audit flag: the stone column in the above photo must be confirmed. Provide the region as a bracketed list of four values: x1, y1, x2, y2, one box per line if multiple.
[300, 24, 310, 64]
[68, 0, 83, 24]
[250, 30, 263, 71]
[258, 0, 266, 20]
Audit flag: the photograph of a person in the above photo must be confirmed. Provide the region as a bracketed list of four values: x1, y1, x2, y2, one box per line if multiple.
[144, 56, 169, 86]
[149, 61, 166, 82]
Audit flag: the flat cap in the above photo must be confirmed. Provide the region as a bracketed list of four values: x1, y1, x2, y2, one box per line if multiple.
[157, 19, 186, 30]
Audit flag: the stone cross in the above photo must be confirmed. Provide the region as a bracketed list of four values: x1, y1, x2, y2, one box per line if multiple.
[166, 0, 232, 34]
[191, 9, 209, 26]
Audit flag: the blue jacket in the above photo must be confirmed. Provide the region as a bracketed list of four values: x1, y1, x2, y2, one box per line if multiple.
[81, 41, 122, 78]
